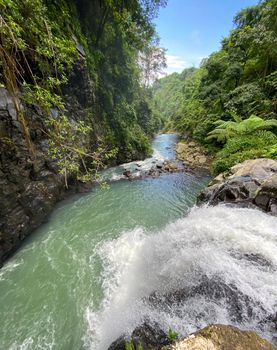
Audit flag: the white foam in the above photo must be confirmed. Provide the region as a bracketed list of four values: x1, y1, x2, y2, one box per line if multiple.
[0, 259, 23, 281]
[85, 206, 277, 349]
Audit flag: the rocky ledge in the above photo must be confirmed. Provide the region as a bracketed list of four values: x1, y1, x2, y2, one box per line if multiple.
[176, 141, 212, 169]
[109, 324, 276, 350]
[198, 158, 277, 215]
[162, 324, 276, 350]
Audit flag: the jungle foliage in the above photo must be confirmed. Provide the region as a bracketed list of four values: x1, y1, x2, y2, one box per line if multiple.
[152, 0, 277, 174]
[0, 0, 167, 182]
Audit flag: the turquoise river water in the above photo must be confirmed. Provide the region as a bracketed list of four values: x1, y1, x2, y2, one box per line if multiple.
[0, 134, 276, 349]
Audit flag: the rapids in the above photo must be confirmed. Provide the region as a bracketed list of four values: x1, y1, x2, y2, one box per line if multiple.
[0, 134, 276, 349]
[88, 206, 277, 349]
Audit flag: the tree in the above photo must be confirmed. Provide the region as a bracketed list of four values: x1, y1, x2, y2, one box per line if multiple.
[139, 39, 167, 86]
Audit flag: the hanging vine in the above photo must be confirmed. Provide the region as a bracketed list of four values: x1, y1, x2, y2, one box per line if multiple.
[0, 0, 118, 186]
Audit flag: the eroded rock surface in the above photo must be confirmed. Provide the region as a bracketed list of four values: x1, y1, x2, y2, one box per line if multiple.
[162, 324, 276, 350]
[198, 159, 277, 215]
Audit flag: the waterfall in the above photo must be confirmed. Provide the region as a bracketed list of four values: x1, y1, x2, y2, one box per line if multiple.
[85, 205, 277, 349]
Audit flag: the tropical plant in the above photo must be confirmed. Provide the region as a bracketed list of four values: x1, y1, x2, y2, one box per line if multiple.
[207, 114, 277, 143]
[46, 115, 118, 187]
[167, 328, 179, 343]
[212, 130, 277, 174]
[124, 340, 143, 350]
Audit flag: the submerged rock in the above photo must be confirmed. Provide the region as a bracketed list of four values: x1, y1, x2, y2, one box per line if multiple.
[162, 324, 276, 350]
[148, 275, 263, 324]
[198, 158, 277, 215]
[123, 170, 132, 178]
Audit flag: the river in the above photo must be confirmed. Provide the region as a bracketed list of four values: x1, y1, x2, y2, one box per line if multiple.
[0, 134, 276, 349]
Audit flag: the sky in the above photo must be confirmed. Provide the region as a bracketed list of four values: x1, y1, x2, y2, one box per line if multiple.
[154, 0, 259, 75]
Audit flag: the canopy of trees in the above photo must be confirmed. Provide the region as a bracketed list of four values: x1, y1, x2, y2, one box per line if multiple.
[152, 0, 277, 174]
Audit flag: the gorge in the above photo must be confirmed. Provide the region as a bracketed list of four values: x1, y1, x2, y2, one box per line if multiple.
[1, 0, 277, 349]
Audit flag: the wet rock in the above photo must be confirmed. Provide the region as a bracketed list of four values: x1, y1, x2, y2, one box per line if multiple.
[123, 170, 132, 178]
[156, 161, 163, 169]
[230, 251, 275, 271]
[198, 159, 277, 215]
[0, 58, 112, 265]
[108, 336, 126, 350]
[269, 200, 277, 215]
[148, 168, 159, 177]
[108, 322, 170, 350]
[132, 323, 170, 349]
[163, 161, 179, 172]
[255, 174, 277, 210]
[148, 276, 257, 324]
[162, 324, 276, 350]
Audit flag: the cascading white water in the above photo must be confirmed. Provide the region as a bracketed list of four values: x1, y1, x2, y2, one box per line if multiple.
[85, 205, 277, 349]
[1, 134, 275, 350]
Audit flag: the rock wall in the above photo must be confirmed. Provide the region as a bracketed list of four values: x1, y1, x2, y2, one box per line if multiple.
[0, 88, 64, 265]
[0, 57, 99, 266]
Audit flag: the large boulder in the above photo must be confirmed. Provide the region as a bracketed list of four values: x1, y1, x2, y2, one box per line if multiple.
[162, 324, 276, 350]
[255, 174, 277, 213]
[229, 159, 277, 180]
[198, 159, 277, 215]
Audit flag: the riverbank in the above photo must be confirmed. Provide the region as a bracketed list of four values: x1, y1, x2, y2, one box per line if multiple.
[176, 140, 213, 170]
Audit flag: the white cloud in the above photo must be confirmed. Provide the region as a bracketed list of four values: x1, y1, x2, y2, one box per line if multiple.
[157, 54, 207, 78]
[167, 54, 190, 69]
[161, 54, 192, 76]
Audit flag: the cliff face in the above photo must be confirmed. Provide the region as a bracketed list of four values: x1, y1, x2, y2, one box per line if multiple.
[0, 0, 165, 265]
[0, 57, 93, 264]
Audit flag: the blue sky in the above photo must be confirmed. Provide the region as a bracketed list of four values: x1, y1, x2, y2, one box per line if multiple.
[154, 0, 259, 75]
